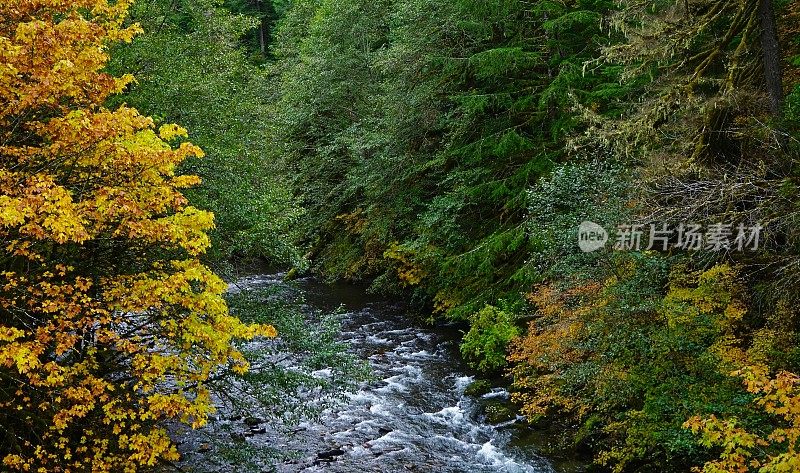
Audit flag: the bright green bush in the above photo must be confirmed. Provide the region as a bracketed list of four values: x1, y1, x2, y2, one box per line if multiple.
[460, 305, 520, 372]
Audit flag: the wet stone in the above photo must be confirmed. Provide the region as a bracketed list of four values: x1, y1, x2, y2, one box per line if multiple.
[464, 379, 493, 397]
[243, 416, 263, 427]
[482, 400, 518, 424]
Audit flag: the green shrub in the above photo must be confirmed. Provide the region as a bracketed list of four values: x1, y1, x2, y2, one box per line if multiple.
[460, 305, 520, 372]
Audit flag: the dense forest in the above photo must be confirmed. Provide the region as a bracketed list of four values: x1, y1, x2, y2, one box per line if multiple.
[1, 0, 800, 471]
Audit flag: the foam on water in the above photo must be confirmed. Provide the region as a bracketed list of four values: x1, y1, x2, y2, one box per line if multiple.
[483, 387, 512, 399]
[478, 441, 541, 473]
[454, 375, 474, 393]
[368, 402, 391, 416]
[423, 405, 466, 426]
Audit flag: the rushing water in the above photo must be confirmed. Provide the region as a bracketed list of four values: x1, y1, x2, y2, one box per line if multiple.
[177, 273, 584, 473]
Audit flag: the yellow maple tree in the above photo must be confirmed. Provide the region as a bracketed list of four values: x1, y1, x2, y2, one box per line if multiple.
[686, 366, 800, 473]
[0, 1, 275, 470]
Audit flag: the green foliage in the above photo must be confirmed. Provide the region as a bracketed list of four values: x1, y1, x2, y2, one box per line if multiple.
[268, 0, 631, 324]
[510, 258, 768, 471]
[222, 0, 287, 59]
[592, 263, 754, 471]
[463, 379, 493, 397]
[787, 84, 800, 130]
[108, 0, 304, 266]
[524, 157, 632, 281]
[460, 305, 520, 372]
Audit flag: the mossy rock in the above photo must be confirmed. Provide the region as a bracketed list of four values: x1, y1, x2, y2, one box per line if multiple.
[483, 400, 517, 424]
[284, 267, 299, 281]
[464, 379, 492, 397]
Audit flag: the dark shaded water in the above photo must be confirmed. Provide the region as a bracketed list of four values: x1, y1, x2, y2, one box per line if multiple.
[178, 273, 585, 472]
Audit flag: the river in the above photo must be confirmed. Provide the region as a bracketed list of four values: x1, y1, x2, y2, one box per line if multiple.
[175, 273, 586, 473]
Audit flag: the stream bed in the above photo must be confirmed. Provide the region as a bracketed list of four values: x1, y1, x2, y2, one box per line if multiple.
[176, 273, 585, 473]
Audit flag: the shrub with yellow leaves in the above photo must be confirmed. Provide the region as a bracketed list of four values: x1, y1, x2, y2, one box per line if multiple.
[508, 260, 761, 471]
[383, 242, 426, 287]
[0, 1, 275, 470]
[686, 365, 800, 472]
[508, 281, 604, 421]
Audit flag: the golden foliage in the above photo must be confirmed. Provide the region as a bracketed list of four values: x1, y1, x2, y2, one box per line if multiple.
[335, 209, 367, 234]
[686, 366, 800, 472]
[508, 281, 606, 420]
[0, 1, 275, 470]
[662, 263, 749, 366]
[432, 290, 458, 314]
[509, 264, 753, 471]
[383, 242, 426, 286]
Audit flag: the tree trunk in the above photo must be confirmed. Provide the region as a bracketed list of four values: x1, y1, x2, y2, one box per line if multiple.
[259, 20, 267, 54]
[758, 0, 783, 115]
[256, 0, 267, 55]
